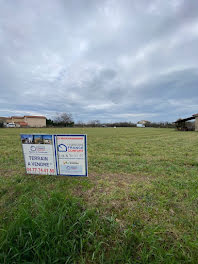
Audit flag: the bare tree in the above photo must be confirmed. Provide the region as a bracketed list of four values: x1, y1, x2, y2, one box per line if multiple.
[88, 120, 101, 127]
[75, 120, 84, 127]
[54, 113, 74, 127]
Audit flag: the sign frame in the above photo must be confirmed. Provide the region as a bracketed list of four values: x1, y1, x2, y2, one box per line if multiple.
[20, 134, 88, 177]
[54, 134, 88, 177]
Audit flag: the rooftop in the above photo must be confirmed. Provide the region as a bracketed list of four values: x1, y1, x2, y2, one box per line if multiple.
[175, 113, 198, 123]
[24, 116, 46, 119]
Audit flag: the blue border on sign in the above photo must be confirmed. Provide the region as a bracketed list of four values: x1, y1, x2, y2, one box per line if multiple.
[53, 135, 58, 175]
[55, 134, 88, 177]
[84, 135, 88, 177]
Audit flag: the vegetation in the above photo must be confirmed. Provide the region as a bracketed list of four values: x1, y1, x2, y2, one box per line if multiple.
[47, 115, 175, 128]
[145, 121, 175, 128]
[47, 113, 74, 127]
[0, 127, 198, 263]
[75, 121, 175, 128]
[46, 118, 54, 127]
[103, 121, 136, 127]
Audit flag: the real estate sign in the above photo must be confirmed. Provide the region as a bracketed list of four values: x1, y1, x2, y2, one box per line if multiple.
[21, 134, 88, 176]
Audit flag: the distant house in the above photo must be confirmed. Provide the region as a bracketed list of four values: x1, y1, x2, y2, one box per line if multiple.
[137, 124, 145, 128]
[18, 122, 28, 128]
[1, 115, 46, 128]
[24, 116, 46, 127]
[137, 120, 150, 125]
[136, 120, 150, 127]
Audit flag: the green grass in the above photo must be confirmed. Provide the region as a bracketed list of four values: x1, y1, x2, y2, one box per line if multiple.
[0, 127, 198, 263]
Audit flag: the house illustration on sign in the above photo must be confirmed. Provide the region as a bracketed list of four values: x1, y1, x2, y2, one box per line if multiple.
[58, 144, 67, 152]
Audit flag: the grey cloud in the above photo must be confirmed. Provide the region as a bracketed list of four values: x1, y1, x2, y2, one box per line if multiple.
[0, 0, 198, 122]
[135, 68, 198, 99]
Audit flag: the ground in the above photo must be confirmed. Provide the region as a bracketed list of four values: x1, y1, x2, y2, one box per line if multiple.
[0, 127, 198, 263]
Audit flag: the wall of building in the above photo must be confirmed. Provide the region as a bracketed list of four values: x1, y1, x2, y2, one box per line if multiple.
[11, 117, 24, 123]
[137, 124, 145, 128]
[25, 117, 46, 127]
[6, 118, 12, 123]
[195, 117, 198, 131]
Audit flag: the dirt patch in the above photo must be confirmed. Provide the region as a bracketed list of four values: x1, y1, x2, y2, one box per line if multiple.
[71, 172, 152, 217]
[87, 172, 151, 185]
[0, 168, 25, 178]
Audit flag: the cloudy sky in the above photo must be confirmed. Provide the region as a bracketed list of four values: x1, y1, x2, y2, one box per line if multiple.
[0, 0, 198, 123]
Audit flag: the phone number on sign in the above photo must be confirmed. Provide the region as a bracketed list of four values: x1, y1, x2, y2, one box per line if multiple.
[26, 168, 55, 173]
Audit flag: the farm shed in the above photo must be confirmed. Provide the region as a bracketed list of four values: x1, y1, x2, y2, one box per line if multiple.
[175, 114, 198, 131]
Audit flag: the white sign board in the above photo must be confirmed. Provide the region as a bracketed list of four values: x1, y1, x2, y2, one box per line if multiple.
[21, 134, 88, 176]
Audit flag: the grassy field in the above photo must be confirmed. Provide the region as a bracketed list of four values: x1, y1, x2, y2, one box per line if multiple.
[0, 127, 198, 263]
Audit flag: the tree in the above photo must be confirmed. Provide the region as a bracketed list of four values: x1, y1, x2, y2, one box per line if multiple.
[46, 118, 54, 127]
[88, 120, 101, 127]
[54, 113, 74, 127]
[75, 120, 84, 127]
[0, 118, 5, 128]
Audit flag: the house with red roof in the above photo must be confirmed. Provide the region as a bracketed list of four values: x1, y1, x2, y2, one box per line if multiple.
[2, 115, 46, 128]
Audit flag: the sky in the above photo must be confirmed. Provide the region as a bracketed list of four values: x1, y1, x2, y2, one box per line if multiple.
[0, 0, 198, 123]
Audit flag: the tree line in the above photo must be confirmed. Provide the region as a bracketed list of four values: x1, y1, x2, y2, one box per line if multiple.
[46, 113, 175, 128]
[0, 113, 175, 128]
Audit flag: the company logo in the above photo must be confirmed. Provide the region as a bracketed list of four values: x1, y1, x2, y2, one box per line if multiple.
[29, 145, 46, 153]
[65, 165, 78, 171]
[37, 146, 45, 152]
[58, 144, 67, 152]
[63, 161, 79, 165]
[30, 146, 36, 151]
